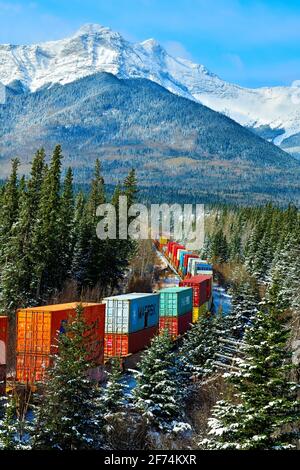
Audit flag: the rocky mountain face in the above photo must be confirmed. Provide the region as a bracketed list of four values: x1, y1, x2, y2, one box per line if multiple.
[1, 24, 300, 157]
[0, 72, 299, 205]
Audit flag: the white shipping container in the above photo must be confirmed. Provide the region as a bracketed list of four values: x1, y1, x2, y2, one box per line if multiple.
[103, 293, 160, 334]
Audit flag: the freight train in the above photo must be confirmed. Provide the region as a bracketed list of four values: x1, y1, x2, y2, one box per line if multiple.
[1, 239, 213, 389]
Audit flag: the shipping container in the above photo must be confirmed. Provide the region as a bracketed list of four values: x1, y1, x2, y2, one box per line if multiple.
[103, 293, 159, 334]
[159, 287, 193, 317]
[192, 303, 210, 323]
[178, 250, 192, 268]
[184, 253, 199, 269]
[188, 259, 213, 276]
[104, 325, 158, 358]
[0, 316, 8, 365]
[159, 311, 192, 339]
[159, 236, 168, 246]
[180, 275, 212, 307]
[16, 303, 105, 383]
[167, 241, 176, 257]
[187, 257, 206, 275]
[172, 244, 185, 262]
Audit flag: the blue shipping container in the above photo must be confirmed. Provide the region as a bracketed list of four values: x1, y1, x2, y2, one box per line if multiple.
[179, 251, 192, 268]
[104, 293, 160, 334]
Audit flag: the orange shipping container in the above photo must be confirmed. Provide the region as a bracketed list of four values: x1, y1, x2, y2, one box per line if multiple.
[105, 325, 158, 358]
[16, 303, 105, 383]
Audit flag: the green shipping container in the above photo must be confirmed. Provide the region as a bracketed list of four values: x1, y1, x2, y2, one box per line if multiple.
[159, 287, 193, 317]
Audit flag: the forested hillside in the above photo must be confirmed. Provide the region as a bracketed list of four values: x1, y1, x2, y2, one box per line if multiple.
[1, 73, 300, 205]
[0, 146, 137, 320]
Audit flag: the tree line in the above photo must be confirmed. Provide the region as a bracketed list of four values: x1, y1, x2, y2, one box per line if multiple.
[0, 145, 138, 318]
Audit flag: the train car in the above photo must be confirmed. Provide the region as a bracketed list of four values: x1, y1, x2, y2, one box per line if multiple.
[103, 293, 160, 358]
[180, 275, 213, 322]
[188, 259, 213, 277]
[16, 303, 105, 384]
[158, 287, 193, 339]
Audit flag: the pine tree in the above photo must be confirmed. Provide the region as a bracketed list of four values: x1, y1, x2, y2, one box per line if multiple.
[30, 145, 63, 300]
[103, 358, 126, 417]
[133, 331, 183, 431]
[228, 279, 259, 338]
[32, 305, 104, 450]
[60, 167, 74, 282]
[202, 299, 300, 450]
[124, 169, 138, 207]
[179, 314, 218, 381]
[0, 394, 31, 450]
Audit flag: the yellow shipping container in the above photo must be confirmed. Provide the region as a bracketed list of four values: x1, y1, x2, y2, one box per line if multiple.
[192, 303, 209, 323]
[159, 236, 168, 245]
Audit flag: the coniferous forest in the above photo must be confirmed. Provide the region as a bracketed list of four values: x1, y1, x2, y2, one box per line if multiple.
[0, 146, 299, 450]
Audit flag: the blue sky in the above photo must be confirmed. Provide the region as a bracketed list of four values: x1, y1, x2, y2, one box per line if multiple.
[0, 0, 300, 87]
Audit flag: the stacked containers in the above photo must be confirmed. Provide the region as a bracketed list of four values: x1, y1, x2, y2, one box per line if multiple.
[189, 259, 213, 277]
[16, 303, 105, 383]
[179, 250, 193, 275]
[175, 248, 185, 270]
[167, 241, 176, 259]
[103, 293, 159, 357]
[0, 316, 8, 395]
[180, 275, 213, 323]
[172, 244, 184, 265]
[184, 254, 199, 278]
[159, 287, 193, 338]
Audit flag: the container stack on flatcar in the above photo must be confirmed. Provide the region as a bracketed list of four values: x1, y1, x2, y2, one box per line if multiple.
[180, 276, 212, 322]
[158, 287, 193, 339]
[16, 303, 105, 384]
[0, 316, 8, 394]
[103, 293, 160, 358]
[156, 238, 214, 321]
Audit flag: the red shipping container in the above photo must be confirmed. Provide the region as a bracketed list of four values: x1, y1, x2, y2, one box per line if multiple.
[180, 275, 212, 307]
[167, 241, 175, 255]
[159, 311, 192, 339]
[105, 325, 158, 357]
[0, 316, 8, 365]
[172, 244, 185, 262]
[184, 253, 199, 269]
[16, 303, 105, 383]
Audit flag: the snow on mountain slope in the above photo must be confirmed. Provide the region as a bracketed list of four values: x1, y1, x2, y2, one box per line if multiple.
[1, 23, 300, 147]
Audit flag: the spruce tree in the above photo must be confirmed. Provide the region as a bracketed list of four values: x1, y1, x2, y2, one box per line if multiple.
[60, 167, 74, 282]
[133, 331, 183, 431]
[202, 300, 300, 450]
[30, 145, 63, 300]
[179, 314, 218, 381]
[0, 395, 31, 450]
[32, 305, 104, 450]
[103, 358, 126, 417]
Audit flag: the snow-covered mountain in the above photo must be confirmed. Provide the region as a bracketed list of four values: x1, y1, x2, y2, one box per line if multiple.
[1, 23, 300, 152]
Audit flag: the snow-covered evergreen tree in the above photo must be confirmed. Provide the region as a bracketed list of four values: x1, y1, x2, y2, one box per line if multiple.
[228, 280, 259, 338]
[179, 314, 218, 381]
[32, 305, 104, 450]
[202, 298, 300, 450]
[0, 395, 31, 450]
[133, 330, 183, 431]
[103, 358, 126, 417]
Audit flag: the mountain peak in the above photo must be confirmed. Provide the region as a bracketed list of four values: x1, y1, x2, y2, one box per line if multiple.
[141, 38, 165, 53]
[74, 23, 110, 36]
